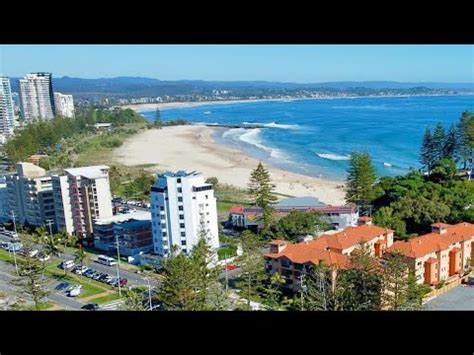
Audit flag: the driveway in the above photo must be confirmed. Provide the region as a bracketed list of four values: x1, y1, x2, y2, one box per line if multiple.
[424, 285, 474, 310]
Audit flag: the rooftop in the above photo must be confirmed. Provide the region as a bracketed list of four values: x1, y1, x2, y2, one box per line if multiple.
[94, 211, 151, 225]
[161, 170, 202, 178]
[388, 222, 474, 258]
[64, 165, 109, 179]
[275, 196, 326, 208]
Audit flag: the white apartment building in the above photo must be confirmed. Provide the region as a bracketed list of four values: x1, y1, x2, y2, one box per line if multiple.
[0, 76, 15, 142]
[19, 73, 55, 121]
[5, 163, 56, 228]
[150, 171, 219, 258]
[53, 165, 113, 241]
[54, 92, 75, 118]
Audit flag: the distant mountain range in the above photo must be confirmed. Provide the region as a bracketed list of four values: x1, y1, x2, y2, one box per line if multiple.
[8, 76, 474, 96]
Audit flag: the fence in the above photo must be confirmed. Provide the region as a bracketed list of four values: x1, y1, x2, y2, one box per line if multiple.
[422, 272, 472, 303]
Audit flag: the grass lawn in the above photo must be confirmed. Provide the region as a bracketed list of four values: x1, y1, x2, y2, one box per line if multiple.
[92, 292, 122, 305]
[218, 245, 237, 260]
[11, 302, 54, 311]
[0, 249, 14, 263]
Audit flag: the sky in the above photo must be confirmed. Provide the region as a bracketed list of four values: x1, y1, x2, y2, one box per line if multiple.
[0, 45, 472, 83]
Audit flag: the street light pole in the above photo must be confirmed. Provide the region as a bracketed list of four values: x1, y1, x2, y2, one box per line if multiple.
[224, 252, 228, 293]
[300, 273, 305, 311]
[115, 234, 122, 298]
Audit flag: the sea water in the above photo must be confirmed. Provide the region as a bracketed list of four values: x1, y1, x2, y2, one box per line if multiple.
[140, 95, 473, 181]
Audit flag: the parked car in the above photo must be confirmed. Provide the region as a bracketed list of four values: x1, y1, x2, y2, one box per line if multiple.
[81, 303, 99, 311]
[55, 282, 70, 291]
[37, 253, 50, 262]
[68, 285, 82, 297]
[226, 264, 237, 271]
[107, 277, 118, 285]
[60, 260, 75, 269]
[113, 278, 128, 287]
[74, 266, 89, 275]
[99, 274, 110, 282]
[84, 269, 95, 278]
[93, 273, 104, 281]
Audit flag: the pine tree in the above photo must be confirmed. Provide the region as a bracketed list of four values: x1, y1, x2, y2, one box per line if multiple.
[443, 124, 458, 162]
[420, 128, 434, 174]
[10, 242, 49, 310]
[431, 122, 446, 162]
[338, 245, 383, 310]
[345, 151, 377, 207]
[304, 262, 341, 311]
[248, 162, 278, 229]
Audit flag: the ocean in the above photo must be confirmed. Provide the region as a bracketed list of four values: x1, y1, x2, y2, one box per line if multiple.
[140, 95, 473, 181]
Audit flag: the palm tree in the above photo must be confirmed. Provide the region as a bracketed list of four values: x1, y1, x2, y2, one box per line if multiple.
[35, 226, 48, 244]
[42, 233, 61, 258]
[74, 246, 88, 281]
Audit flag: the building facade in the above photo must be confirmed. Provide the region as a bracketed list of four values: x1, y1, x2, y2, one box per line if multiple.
[94, 211, 152, 257]
[0, 76, 15, 142]
[387, 222, 474, 286]
[5, 163, 56, 228]
[150, 171, 219, 258]
[19, 73, 55, 121]
[229, 197, 359, 232]
[54, 166, 113, 241]
[0, 176, 9, 223]
[54, 92, 74, 118]
[264, 217, 394, 291]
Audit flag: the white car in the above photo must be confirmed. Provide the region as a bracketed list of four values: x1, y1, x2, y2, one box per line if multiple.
[37, 254, 50, 262]
[29, 249, 39, 258]
[75, 266, 89, 275]
[68, 285, 82, 297]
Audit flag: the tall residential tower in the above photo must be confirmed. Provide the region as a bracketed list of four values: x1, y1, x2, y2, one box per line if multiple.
[19, 73, 55, 121]
[0, 76, 15, 143]
[150, 171, 219, 258]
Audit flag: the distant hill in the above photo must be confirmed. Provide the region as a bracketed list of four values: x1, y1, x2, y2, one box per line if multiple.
[8, 76, 474, 96]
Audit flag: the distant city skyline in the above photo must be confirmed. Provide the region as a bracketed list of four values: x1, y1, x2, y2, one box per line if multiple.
[0, 45, 472, 83]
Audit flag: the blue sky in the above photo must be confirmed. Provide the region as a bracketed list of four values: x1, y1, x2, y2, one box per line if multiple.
[0, 45, 472, 83]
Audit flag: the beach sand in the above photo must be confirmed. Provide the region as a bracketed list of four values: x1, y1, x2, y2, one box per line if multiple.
[112, 125, 347, 206]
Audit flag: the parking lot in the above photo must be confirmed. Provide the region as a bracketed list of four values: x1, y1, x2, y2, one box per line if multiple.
[425, 284, 474, 310]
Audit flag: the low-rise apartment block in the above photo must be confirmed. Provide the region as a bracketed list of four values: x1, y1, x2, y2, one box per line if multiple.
[94, 211, 152, 257]
[387, 222, 474, 285]
[264, 217, 394, 291]
[229, 196, 358, 232]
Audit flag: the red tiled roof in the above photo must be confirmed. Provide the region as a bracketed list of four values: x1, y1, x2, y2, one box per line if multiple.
[312, 224, 393, 251]
[229, 205, 244, 214]
[388, 222, 474, 258]
[265, 242, 349, 269]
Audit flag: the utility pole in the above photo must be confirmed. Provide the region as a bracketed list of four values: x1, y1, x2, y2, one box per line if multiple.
[10, 210, 19, 276]
[46, 219, 54, 238]
[224, 252, 228, 293]
[115, 234, 122, 298]
[145, 277, 152, 311]
[300, 273, 305, 311]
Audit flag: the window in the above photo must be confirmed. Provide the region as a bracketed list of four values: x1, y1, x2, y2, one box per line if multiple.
[178, 206, 183, 211]
[179, 215, 184, 220]
[177, 187, 182, 193]
[181, 232, 186, 237]
[177, 178, 181, 183]
[178, 197, 183, 202]
[160, 206, 164, 211]
[192, 196, 196, 200]
[205, 195, 208, 199]
[181, 240, 186, 246]
[162, 232, 167, 237]
[180, 223, 185, 228]
[417, 261, 422, 266]
[182, 249, 187, 254]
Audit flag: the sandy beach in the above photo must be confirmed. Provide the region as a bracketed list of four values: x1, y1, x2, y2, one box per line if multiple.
[121, 98, 297, 112]
[112, 125, 347, 205]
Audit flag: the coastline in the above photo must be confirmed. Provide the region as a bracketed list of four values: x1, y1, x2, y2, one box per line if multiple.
[121, 93, 470, 113]
[112, 125, 347, 206]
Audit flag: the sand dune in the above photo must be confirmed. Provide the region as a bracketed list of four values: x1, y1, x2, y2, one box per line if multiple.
[112, 125, 347, 206]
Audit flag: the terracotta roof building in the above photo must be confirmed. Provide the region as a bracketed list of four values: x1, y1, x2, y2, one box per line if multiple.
[387, 222, 474, 285]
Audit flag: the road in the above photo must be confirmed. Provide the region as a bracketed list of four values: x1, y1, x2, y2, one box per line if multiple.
[0, 233, 159, 288]
[0, 261, 84, 310]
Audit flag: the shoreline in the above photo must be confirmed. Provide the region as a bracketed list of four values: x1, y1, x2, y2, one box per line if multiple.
[112, 125, 347, 206]
[121, 93, 471, 113]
